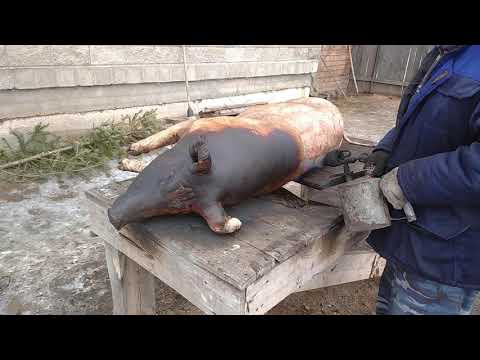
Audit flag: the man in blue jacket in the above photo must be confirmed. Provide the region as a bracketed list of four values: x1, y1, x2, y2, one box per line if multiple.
[366, 45, 480, 315]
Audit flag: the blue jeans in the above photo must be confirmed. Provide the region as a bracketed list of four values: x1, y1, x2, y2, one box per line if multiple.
[376, 260, 479, 315]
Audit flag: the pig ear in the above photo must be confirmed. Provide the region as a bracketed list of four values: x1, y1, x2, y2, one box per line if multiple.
[189, 136, 211, 174]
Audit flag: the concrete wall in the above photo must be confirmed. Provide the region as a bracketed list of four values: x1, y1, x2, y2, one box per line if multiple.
[0, 45, 350, 136]
[311, 45, 352, 97]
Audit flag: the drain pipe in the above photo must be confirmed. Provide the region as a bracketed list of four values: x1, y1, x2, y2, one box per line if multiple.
[182, 45, 195, 118]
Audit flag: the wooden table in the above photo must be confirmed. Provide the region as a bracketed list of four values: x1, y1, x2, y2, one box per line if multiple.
[85, 141, 385, 315]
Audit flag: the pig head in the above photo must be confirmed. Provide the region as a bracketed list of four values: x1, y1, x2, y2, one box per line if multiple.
[108, 134, 243, 234]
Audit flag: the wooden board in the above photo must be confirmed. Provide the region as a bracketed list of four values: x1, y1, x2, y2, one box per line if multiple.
[199, 102, 267, 118]
[223, 190, 342, 264]
[297, 250, 385, 292]
[86, 182, 343, 291]
[104, 241, 156, 315]
[244, 227, 369, 314]
[87, 198, 246, 314]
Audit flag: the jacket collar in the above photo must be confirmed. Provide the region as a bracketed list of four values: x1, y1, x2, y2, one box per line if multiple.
[437, 45, 466, 55]
[397, 57, 454, 130]
[390, 46, 467, 149]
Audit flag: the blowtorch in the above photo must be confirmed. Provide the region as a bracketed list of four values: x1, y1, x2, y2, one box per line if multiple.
[297, 149, 417, 233]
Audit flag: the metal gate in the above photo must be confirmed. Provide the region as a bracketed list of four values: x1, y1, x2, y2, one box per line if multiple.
[351, 45, 434, 95]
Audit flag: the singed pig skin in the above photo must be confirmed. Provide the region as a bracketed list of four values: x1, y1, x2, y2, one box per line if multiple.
[108, 98, 344, 234]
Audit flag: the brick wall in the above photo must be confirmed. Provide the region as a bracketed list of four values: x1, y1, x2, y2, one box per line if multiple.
[311, 45, 352, 97]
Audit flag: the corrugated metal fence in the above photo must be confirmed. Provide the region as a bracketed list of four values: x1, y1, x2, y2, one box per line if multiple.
[350, 45, 434, 95]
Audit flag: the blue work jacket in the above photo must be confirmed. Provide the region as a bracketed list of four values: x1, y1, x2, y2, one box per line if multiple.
[367, 45, 480, 289]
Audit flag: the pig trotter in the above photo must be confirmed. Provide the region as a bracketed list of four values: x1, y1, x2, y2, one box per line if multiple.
[200, 202, 242, 234]
[118, 158, 147, 173]
[223, 217, 242, 233]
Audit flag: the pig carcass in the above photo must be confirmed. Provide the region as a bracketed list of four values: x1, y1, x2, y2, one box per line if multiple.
[108, 97, 344, 234]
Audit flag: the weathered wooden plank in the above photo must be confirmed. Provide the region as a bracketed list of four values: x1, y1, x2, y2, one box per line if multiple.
[86, 182, 342, 289]
[303, 184, 343, 208]
[297, 250, 385, 292]
[231, 190, 342, 263]
[199, 102, 267, 118]
[104, 241, 156, 315]
[135, 216, 276, 290]
[282, 181, 308, 200]
[245, 226, 369, 314]
[87, 199, 246, 314]
[86, 181, 277, 290]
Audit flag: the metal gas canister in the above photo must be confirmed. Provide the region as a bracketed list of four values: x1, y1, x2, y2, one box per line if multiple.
[299, 149, 416, 233]
[337, 176, 392, 232]
[336, 160, 416, 233]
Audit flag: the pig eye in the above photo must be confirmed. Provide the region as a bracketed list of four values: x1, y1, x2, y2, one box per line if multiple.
[159, 171, 174, 184]
[158, 171, 177, 192]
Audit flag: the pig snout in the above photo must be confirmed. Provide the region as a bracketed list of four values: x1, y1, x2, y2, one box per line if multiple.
[107, 207, 125, 230]
[107, 183, 172, 231]
[108, 195, 143, 230]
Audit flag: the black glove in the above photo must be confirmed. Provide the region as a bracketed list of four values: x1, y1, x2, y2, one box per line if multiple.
[365, 150, 390, 177]
[323, 150, 349, 167]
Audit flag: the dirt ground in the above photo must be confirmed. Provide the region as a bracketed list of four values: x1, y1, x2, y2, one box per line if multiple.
[1, 94, 478, 315]
[332, 94, 401, 144]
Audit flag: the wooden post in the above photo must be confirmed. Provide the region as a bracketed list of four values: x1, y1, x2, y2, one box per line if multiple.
[369, 45, 381, 94]
[348, 45, 359, 95]
[104, 242, 156, 315]
[400, 47, 412, 97]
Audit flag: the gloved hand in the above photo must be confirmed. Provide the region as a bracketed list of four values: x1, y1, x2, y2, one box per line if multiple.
[379, 167, 407, 210]
[323, 150, 347, 167]
[365, 150, 390, 177]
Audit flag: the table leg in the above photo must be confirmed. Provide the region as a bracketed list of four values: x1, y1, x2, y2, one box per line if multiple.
[104, 241, 156, 315]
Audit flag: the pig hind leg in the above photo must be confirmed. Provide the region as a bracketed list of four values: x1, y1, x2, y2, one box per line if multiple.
[128, 119, 194, 155]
